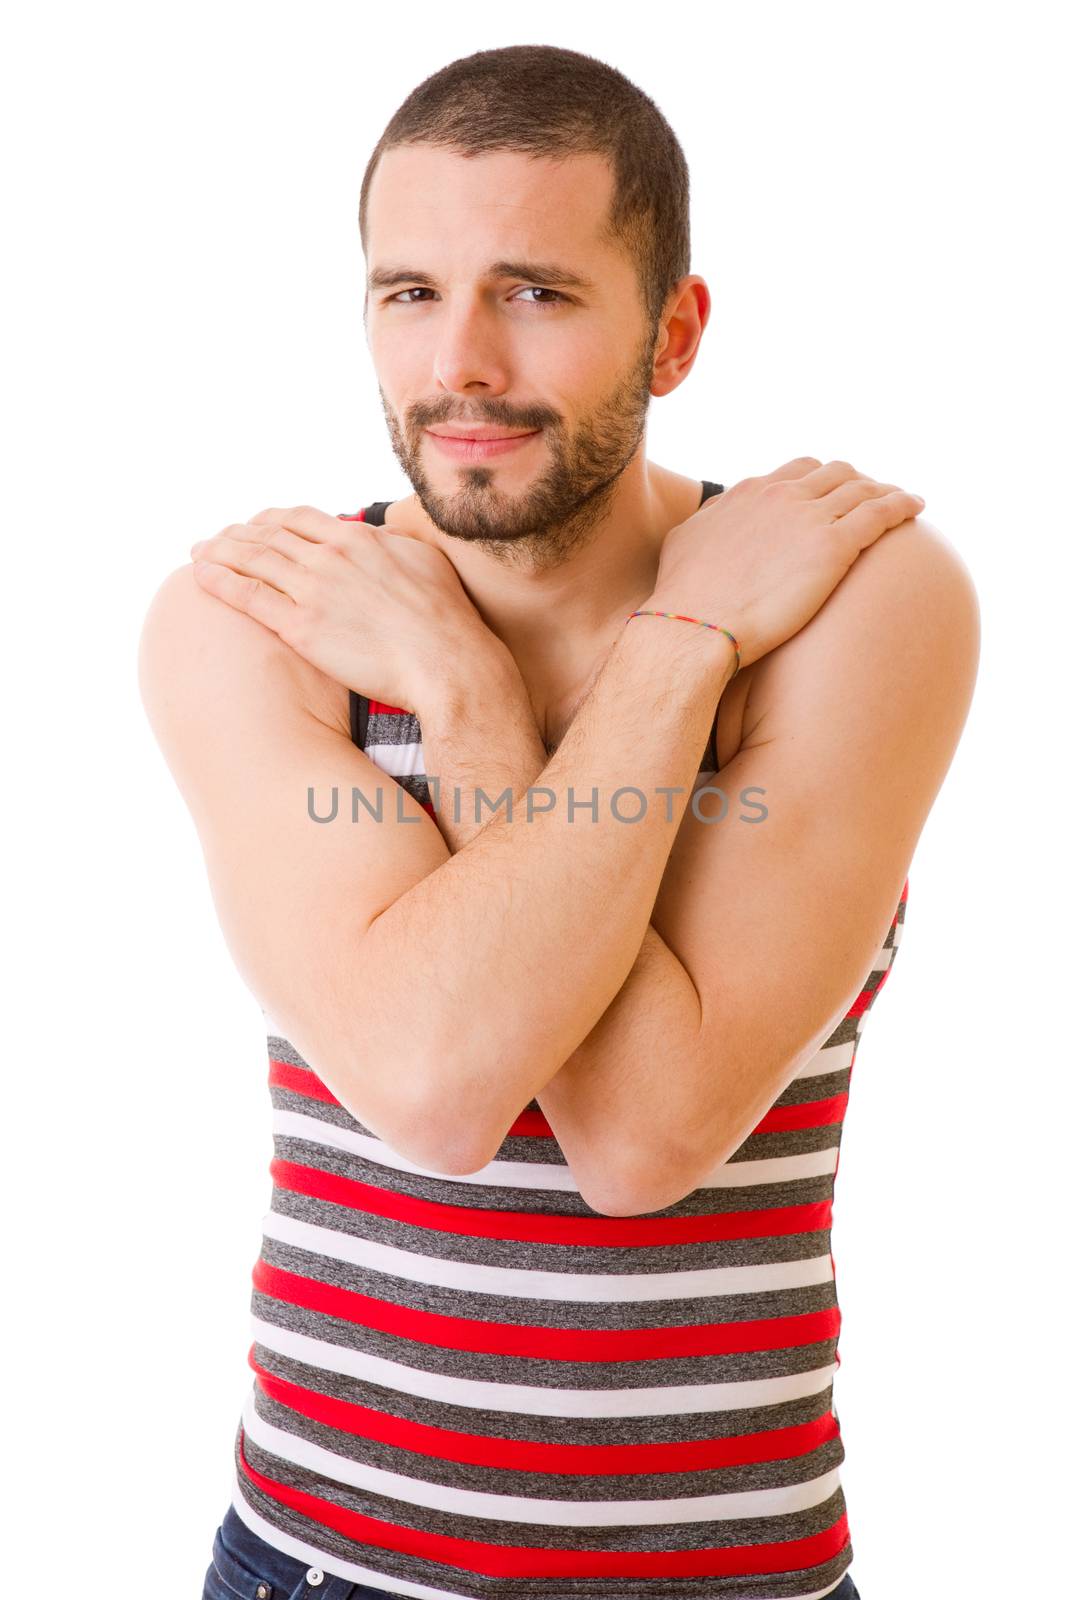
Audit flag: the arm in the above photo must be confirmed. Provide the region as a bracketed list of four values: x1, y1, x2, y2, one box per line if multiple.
[138, 561, 734, 1180]
[160, 462, 938, 1205]
[422, 517, 979, 1216]
[550, 518, 980, 1215]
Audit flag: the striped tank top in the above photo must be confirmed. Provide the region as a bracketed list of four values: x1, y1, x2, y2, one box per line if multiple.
[230, 481, 908, 1600]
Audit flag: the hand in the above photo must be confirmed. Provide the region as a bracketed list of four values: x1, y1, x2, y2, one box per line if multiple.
[188, 504, 497, 711]
[645, 458, 926, 671]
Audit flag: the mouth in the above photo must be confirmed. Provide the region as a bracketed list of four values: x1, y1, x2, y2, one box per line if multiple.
[426, 429, 542, 461]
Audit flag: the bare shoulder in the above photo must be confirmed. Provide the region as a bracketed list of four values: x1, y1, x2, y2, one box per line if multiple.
[136, 561, 454, 1162]
[655, 512, 982, 1047]
[742, 515, 981, 745]
[138, 562, 351, 738]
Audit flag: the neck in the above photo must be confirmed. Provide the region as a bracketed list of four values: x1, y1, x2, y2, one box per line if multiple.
[385, 460, 707, 665]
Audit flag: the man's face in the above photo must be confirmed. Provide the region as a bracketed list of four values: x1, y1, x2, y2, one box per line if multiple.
[363, 144, 661, 564]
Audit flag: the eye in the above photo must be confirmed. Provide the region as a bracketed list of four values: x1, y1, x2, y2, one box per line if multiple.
[387, 286, 569, 309]
[513, 287, 568, 308]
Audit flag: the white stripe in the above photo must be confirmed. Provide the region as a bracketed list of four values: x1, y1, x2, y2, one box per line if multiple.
[229, 1478, 852, 1600]
[249, 1317, 838, 1418]
[261, 1206, 835, 1303]
[272, 1107, 843, 1191]
[241, 1391, 842, 1526]
[365, 740, 426, 779]
[793, 1038, 856, 1077]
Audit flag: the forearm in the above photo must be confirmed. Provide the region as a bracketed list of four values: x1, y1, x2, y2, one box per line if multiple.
[358, 618, 734, 1161]
[531, 919, 704, 1211]
[419, 641, 546, 853]
[418, 646, 708, 1201]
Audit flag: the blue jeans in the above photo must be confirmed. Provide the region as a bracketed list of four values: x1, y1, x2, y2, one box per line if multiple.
[202, 1503, 862, 1599]
[203, 1504, 400, 1598]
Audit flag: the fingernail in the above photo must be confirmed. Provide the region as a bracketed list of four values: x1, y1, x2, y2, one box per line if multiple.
[190, 540, 205, 556]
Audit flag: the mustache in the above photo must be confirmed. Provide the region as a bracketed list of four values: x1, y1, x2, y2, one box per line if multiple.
[410, 408, 558, 433]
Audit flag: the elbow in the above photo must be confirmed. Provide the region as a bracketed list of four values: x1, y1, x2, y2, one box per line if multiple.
[578, 1181, 690, 1218]
[329, 1014, 499, 1176]
[267, 1004, 497, 1176]
[398, 1036, 527, 1177]
[578, 1187, 650, 1218]
[411, 1126, 497, 1179]
[575, 1142, 711, 1217]
[380, 1072, 503, 1179]
[364, 1092, 496, 1178]
[356, 1106, 495, 1178]
[575, 1165, 686, 1218]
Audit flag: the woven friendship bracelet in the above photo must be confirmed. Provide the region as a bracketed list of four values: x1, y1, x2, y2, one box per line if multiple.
[626, 609, 741, 679]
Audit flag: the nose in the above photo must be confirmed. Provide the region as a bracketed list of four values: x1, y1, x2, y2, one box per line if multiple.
[432, 293, 511, 399]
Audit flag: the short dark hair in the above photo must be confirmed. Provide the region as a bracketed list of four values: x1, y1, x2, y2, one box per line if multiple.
[358, 44, 691, 334]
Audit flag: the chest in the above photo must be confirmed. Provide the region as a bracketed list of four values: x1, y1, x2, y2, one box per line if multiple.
[324, 656, 749, 772]
[536, 670, 747, 770]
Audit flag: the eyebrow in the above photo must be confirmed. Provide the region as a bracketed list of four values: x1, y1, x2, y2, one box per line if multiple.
[367, 258, 596, 294]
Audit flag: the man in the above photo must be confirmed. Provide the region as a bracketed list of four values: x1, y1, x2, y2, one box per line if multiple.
[139, 43, 979, 1600]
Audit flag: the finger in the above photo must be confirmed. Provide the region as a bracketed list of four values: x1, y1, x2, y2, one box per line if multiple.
[246, 504, 339, 542]
[762, 456, 823, 483]
[834, 489, 925, 550]
[376, 524, 424, 543]
[188, 532, 305, 599]
[822, 477, 916, 520]
[191, 558, 301, 634]
[793, 459, 868, 498]
[194, 521, 312, 567]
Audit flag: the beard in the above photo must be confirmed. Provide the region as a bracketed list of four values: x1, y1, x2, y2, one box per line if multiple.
[378, 321, 660, 573]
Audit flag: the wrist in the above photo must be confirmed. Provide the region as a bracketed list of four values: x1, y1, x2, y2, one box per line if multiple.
[411, 632, 524, 724]
[626, 602, 740, 681]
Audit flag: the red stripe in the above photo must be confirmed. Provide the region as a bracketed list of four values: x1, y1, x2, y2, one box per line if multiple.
[272, 1061, 540, 1133]
[368, 698, 415, 716]
[757, 1092, 849, 1133]
[271, 1073, 854, 1154]
[268, 1059, 341, 1107]
[251, 1257, 840, 1360]
[238, 1431, 849, 1579]
[269, 1157, 834, 1246]
[846, 958, 894, 1017]
[508, 1105, 557, 1136]
[247, 1346, 839, 1472]
[478, 1093, 848, 1141]
[268, 1065, 848, 1141]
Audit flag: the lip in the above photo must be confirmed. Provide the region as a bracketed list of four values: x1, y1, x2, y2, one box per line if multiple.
[426, 429, 541, 460]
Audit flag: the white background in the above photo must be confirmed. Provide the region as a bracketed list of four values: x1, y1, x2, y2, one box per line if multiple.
[4, 2, 1063, 1595]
